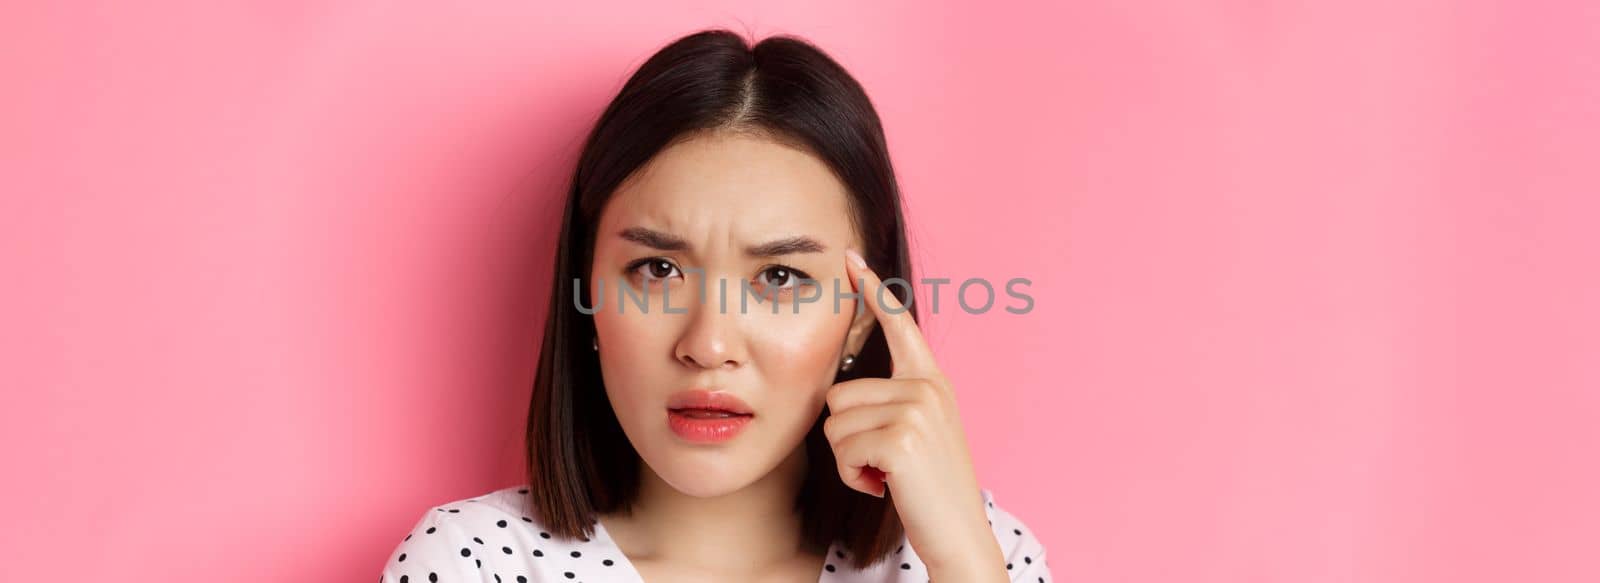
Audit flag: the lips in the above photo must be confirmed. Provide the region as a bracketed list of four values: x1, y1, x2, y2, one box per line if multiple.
[665, 388, 754, 444]
[666, 388, 754, 416]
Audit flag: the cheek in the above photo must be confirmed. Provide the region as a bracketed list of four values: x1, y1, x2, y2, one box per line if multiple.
[745, 307, 854, 390]
[592, 311, 673, 410]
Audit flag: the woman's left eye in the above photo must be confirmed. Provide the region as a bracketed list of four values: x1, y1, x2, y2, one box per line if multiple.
[756, 265, 812, 289]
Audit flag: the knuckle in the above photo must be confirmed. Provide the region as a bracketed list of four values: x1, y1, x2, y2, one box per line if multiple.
[891, 426, 918, 452]
[824, 384, 844, 409]
[836, 460, 855, 479]
[897, 406, 925, 428]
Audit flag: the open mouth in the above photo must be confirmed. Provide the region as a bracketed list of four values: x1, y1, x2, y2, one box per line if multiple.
[668, 408, 753, 419]
[664, 389, 756, 443]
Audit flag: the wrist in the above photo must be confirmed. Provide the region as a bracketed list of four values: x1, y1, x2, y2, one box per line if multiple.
[926, 557, 1008, 583]
[923, 523, 1007, 582]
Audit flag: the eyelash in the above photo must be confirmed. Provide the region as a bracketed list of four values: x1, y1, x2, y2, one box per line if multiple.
[623, 257, 815, 290]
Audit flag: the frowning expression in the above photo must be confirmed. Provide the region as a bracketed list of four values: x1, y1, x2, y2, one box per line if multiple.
[588, 130, 874, 497]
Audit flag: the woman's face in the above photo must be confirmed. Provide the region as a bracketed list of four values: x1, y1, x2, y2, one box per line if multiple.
[589, 130, 875, 498]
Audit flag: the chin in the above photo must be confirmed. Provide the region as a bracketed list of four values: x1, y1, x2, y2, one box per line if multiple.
[649, 454, 758, 497]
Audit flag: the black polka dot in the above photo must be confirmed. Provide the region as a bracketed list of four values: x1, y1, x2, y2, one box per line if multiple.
[1025, 556, 1032, 564]
[494, 575, 501, 583]
[398, 553, 407, 562]
[404, 534, 412, 541]
[428, 573, 438, 582]
[426, 527, 437, 534]
[825, 564, 836, 572]
[836, 550, 846, 559]
[473, 537, 484, 544]
[901, 563, 911, 570]
[1007, 562, 1014, 570]
[475, 559, 481, 568]
[502, 546, 513, 554]
[1014, 528, 1022, 535]
[895, 544, 903, 554]
[460, 547, 472, 557]
[570, 551, 581, 558]
[603, 559, 614, 566]
[532, 549, 544, 557]
[517, 577, 527, 583]
[540, 531, 551, 539]
[448, 509, 460, 513]
[563, 572, 575, 579]
[522, 517, 533, 522]
[400, 577, 408, 583]
[497, 520, 508, 528]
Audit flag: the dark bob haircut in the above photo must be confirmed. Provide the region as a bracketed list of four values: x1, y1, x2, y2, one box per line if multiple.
[523, 28, 918, 570]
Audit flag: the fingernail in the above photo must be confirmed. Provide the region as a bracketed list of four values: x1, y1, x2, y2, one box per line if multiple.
[845, 249, 867, 269]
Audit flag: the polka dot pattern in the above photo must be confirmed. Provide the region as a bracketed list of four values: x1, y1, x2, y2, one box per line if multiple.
[378, 485, 1052, 582]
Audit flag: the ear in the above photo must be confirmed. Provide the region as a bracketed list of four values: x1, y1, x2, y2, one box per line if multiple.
[841, 299, 879, 360]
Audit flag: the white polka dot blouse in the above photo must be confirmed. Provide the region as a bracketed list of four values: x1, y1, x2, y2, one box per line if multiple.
[380, 485, 1052, 582]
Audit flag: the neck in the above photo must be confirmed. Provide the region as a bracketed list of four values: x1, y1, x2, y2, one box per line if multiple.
[608, 444, 814, 572]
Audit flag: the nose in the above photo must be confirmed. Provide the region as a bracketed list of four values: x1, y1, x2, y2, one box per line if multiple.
[674, 296, 748, 370]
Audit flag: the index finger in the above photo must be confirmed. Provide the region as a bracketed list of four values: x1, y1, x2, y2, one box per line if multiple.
[843, 248, 937, 378]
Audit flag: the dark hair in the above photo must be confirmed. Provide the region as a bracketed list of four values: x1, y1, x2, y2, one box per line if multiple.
[523, 28, 918, 570]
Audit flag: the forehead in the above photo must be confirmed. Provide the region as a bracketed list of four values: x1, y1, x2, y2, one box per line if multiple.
[599, 131, 859, 250]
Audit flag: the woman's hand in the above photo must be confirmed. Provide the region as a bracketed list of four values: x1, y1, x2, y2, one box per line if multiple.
[822, 249, 1008, 581]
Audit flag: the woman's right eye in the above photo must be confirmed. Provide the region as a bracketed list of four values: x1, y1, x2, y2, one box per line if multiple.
[629, 258, 682, 281]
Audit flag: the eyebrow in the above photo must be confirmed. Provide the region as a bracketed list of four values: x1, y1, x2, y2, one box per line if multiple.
[617, 227, 826, 256]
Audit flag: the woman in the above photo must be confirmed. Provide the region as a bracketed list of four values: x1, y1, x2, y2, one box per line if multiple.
[381, 29, 1052, 582]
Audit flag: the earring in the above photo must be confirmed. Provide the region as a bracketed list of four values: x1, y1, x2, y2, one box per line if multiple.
[592, 336, 599, 352]
[839, 354, 855, 372]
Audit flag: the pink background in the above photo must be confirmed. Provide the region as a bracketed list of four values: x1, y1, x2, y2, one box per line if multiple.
[3, 1, 1597, 581]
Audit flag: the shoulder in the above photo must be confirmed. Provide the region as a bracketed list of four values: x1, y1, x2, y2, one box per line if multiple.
[980, 488, 1055, 582]
[378, 485, 578, 583]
